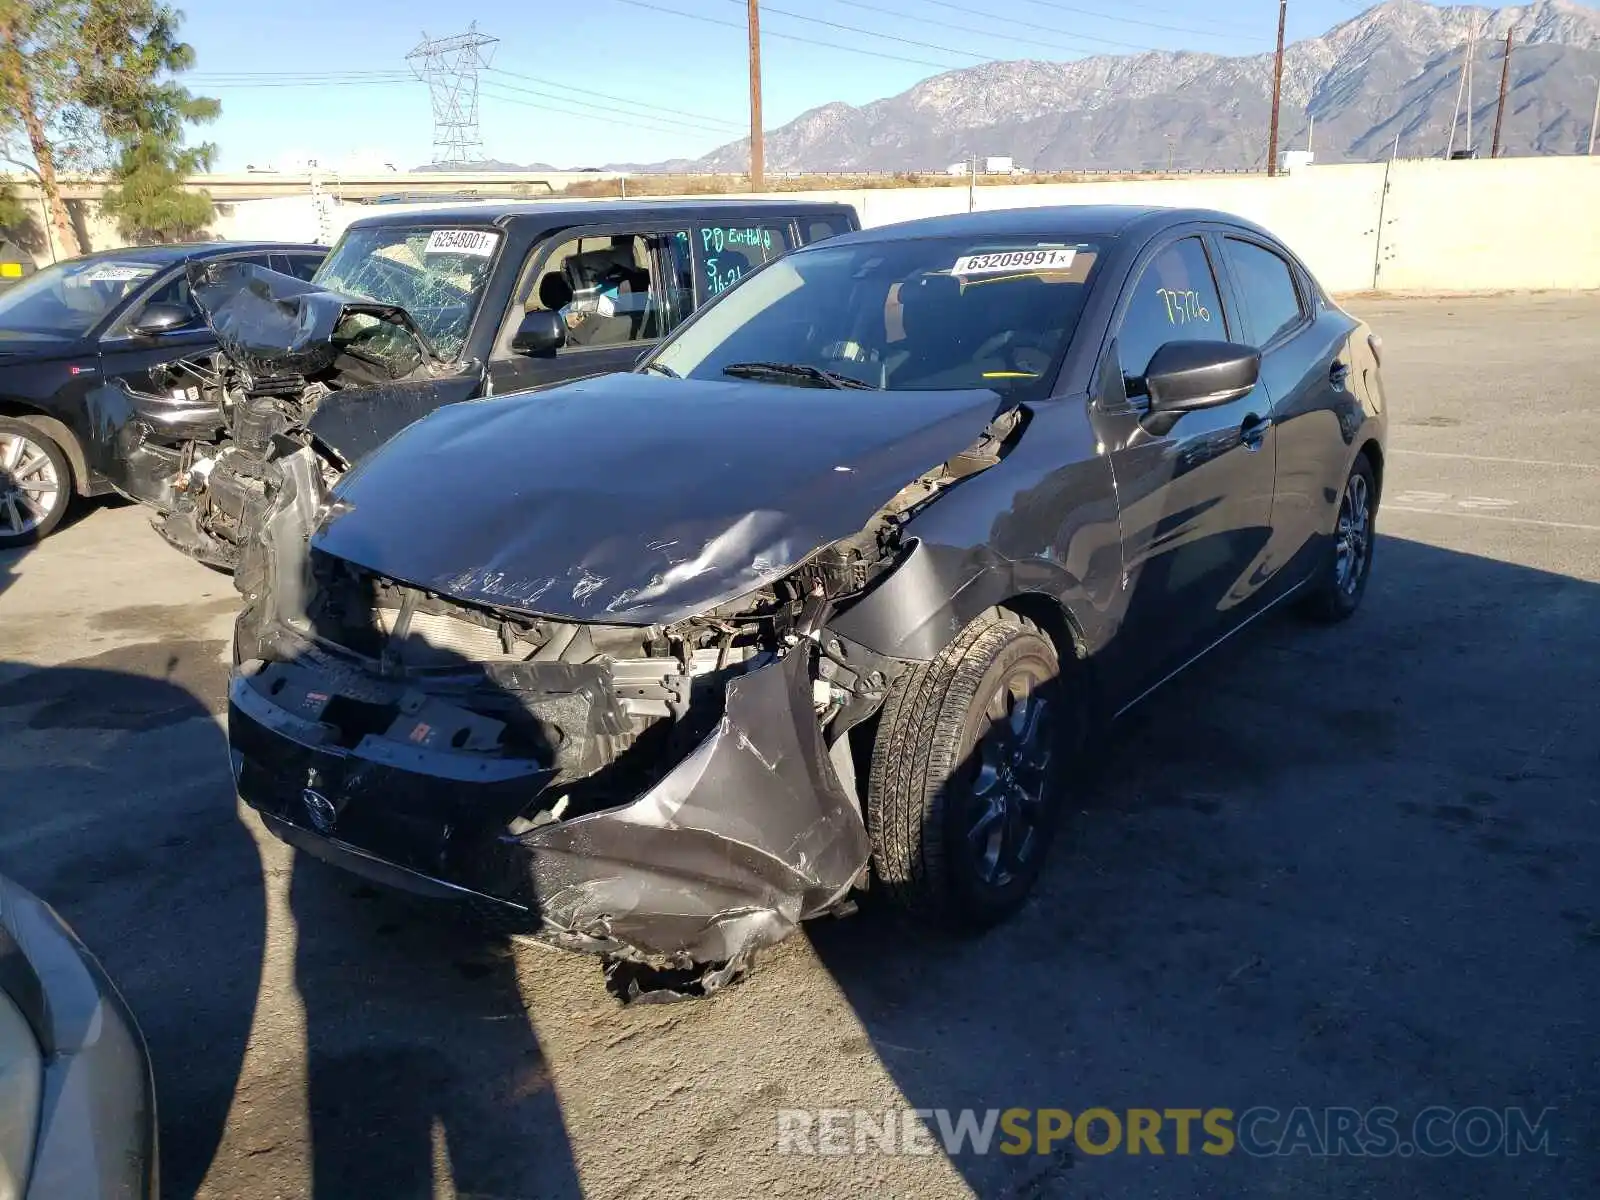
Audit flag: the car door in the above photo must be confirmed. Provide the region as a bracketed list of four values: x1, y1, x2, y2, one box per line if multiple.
[1090, 232, 1277, 697]
[485, 225, 696, 395]
[1215, 233, 1353, 590]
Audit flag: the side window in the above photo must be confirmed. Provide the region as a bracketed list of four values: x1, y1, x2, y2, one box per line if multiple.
[1222, 238, 1304, 347]
[693, 223, 794, 299]
[1116, 237, 1228, 382]
[523, 231, 693, 350]
[276, 253, 322, 282]
[802, 217, 848, 245]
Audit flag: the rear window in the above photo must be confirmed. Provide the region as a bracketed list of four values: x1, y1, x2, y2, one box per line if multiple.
[652, 236, 1103, 398]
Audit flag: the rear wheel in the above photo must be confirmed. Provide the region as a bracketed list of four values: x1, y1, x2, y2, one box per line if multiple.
[0, 417, 71, 548]
[1299, 453, 1376, 623]
[866, 610, 1072, 929]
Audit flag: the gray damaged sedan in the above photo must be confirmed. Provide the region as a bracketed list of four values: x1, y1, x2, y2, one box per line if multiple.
[225, 205, 1386, 996]
[0, 874, 156, 1197]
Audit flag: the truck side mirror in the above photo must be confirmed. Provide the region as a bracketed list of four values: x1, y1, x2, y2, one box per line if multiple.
[512, 310, 566, 356]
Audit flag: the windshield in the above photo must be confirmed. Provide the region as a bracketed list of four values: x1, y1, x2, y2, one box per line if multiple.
[0, 257, 161, 339]
[650, 236, 1103, 397]
[311, 226, 499, 360]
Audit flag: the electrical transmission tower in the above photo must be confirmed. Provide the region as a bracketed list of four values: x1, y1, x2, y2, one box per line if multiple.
[407, 24, 499, 166]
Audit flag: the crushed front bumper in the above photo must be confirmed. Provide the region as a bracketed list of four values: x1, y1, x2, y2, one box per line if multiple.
[82, 380, 224, 512]
[229, 645, 871, 967]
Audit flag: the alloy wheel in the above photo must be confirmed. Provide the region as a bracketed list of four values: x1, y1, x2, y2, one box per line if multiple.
[0, 431, 62, 538]
[1334, 470, 1371, 596]
[965, 669, 1054, 888]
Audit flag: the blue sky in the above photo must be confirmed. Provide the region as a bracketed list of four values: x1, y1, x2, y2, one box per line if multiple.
[179, 0, 1459, 170]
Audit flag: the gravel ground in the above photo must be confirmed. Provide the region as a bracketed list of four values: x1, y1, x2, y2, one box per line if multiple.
[1, 293, 1596, 1200]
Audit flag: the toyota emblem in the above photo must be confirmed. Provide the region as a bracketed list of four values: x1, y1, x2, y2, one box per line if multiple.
[302, 788, 337, 833]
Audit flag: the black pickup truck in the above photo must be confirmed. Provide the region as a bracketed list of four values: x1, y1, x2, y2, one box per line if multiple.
[143, 198, 859, 574]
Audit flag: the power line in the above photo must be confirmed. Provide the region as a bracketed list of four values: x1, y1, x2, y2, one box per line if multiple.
[484, 68, 741, 129]
[710, 0, 996, 63]
[1018, 0, 1262, 40]
[600, 0, 969, 72]
[480, 74, 743, 134]
[826, 0, 1161, 56]
[476, 83, 728, 141]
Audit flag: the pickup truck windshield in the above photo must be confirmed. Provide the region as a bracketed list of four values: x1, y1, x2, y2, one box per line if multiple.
[651, 237, 1102, 398]
[312, 226, 499, 361]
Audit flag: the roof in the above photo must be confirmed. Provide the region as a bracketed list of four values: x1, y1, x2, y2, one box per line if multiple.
[816, 204, 1270, 246]
[341, 197, 856, 232]
[65, 240, 326, 265]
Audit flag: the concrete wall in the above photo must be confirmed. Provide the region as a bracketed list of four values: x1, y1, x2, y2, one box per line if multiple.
[12, 156, 1600, 294]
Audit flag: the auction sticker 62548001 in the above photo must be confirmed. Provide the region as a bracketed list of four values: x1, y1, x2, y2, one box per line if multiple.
[424, 229, 500, 257]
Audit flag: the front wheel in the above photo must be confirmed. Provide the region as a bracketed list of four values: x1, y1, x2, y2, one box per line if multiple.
[1299, 452, 1377, 623]
[866, 611, 1072, 930]
[0, 417, 72, 548]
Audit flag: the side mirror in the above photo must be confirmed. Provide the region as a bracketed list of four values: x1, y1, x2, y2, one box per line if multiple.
[129, 302, 196, 337]
[1141, 340, 1261, 415]
[512, 310, 566, 356]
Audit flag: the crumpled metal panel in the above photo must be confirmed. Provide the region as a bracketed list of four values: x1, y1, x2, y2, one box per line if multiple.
[515, 648, 870, 964]
[314, 372, 1006, 625]
[188, 259, 434, 379]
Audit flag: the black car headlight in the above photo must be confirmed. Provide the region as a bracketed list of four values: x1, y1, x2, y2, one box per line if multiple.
[0, 987, 42, 1200]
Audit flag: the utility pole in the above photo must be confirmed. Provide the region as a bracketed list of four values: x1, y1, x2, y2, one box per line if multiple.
[1491, 28, 1513, 158]
[1589, 76, 1600, 155]
[747, 0, 765, 191]
[1464, 15, 1476, 152]
[1446, 27, 1469, 157]
[1267, 0, 1287, 176]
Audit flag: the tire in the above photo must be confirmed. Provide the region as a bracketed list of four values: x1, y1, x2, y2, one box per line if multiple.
[866, 610, 1072, 929]
[0, 417, 72, 548]
[1299, 453, 1377, 623]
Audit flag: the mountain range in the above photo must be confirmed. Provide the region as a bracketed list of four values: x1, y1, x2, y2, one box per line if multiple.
[654, 0, 1600, 171]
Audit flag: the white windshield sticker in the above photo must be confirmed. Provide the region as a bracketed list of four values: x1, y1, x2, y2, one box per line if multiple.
[82, 263, 157, 283]
[951, 248, 1076, 277]
[424, 229, 499, 257]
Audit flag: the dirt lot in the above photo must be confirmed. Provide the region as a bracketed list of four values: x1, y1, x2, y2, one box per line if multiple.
[2, 294, 1596, 1200]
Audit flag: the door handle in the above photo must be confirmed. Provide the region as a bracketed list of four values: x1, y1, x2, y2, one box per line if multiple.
[1240, 414, 1273, 451]
[1330, 360, 1350, 387]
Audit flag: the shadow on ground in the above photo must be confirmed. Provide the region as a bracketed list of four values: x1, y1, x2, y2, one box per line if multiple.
[807, 534, 1599, 1199]
[0, 631, 581, 1198]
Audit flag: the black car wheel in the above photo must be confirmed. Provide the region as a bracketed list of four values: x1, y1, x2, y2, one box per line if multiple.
[1300, 452, 1377, 623]
[866, 610, 1071, 929]
[0, 417, 71, 548]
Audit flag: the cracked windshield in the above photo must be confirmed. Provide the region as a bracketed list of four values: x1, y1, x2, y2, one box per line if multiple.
[312, 225, 499, 360]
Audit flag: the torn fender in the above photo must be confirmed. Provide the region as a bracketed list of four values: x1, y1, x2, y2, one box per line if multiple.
[314, 372, 1009, 625]
[188, 260, 439, 379]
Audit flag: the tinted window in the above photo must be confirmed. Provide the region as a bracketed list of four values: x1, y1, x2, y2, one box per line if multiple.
[524, 231, 692, 349]
[1117, 237, 1227, 381]
[803, 217, 849, 244]
[653, 237, 1102, 399]
[0, 257, 161, 338]
[693, 223, 794, 298]
[279, 253, 323, 282]
[1223, 238, 1303, 347]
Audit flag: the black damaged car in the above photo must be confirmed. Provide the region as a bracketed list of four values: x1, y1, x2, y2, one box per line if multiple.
[226, 206, 1387, 992]
[0, 241, 325, 547]
[152, 198, 857, 574]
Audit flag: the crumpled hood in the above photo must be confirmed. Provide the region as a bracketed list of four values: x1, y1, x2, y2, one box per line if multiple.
[313, 372, 1008, 625]
[188, 259, 436, 379]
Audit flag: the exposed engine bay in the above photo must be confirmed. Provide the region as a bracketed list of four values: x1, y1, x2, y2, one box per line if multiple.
[228, 388, 1024, 997]
[155, 260, 462, 570]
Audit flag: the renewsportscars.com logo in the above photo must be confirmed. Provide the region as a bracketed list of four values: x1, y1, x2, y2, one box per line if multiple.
[776, 1106, 1557, 1158]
